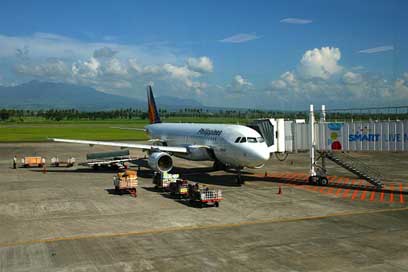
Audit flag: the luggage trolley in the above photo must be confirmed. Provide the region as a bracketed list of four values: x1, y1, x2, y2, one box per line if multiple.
[188, 183, 223, 208]
[113, 170, 138, 197]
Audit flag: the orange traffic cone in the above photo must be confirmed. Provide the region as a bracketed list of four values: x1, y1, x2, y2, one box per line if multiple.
[277, 185, 282, 195]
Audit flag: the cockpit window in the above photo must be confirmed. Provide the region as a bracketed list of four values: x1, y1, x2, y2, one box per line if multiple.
[234, 137, 241, 143]
[247, 137, 257, 143]
[240, 137, 247, 143]
[257, 137, 265, 143]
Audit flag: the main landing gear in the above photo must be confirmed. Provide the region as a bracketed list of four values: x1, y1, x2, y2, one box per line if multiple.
[236, 168, 245, 186]
[213, 160, 244, 186]
[213, 160, 226, 171]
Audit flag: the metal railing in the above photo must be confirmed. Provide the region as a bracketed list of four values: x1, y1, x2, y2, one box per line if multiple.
[324, 151, 383, 187]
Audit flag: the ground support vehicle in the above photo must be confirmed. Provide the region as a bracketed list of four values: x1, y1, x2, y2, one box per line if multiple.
[152, 172, 179, 191]
[50, 157, 75, 167]
[113, 170, 138, 197]
[21, 157, 44, 168]
[80, 150, 135, 170]
[188, 183, 223, 208]
[168, 179, 189, 198]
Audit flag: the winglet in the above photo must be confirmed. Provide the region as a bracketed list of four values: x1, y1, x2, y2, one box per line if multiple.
[147, 85, 161, 124]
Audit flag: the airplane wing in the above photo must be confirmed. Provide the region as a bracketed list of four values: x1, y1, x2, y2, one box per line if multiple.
[51, 138, 188, 154]
[110, 127, 146, 131]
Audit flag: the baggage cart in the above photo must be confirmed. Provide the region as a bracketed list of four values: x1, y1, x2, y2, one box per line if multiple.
[21, 157, 44, 168]
[188, 183, 223, 207]
[113, 170, 138, 197]
[51, 157, 75, 167]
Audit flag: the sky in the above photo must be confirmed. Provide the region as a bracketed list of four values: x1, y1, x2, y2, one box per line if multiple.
[0, 0, 407, 110]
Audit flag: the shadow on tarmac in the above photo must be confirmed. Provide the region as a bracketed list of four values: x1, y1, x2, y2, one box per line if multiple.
[27, 163, 407, 194]
[141, 186, 219, 208]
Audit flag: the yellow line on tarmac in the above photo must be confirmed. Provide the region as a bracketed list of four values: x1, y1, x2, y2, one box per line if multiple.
[1, 206, 408, 249]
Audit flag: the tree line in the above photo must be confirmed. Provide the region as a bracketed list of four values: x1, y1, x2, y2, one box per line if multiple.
[1, 108, 406, 122]
[0, 108, 307, 121]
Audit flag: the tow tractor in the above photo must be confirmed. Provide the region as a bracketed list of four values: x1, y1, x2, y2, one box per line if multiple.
[168, 179, 189, 198]
[188, 183, 223, 208]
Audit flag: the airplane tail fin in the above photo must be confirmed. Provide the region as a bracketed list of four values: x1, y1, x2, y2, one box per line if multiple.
[147, 85, 161, 124]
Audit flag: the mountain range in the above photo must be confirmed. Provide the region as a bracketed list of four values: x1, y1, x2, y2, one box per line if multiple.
[0, 81, 204, 110]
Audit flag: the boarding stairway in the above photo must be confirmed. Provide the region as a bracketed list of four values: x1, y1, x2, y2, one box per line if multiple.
[319, 151, 384, 188]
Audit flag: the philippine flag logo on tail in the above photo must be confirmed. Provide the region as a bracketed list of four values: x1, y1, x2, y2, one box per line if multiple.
[147, 85, 161, 124]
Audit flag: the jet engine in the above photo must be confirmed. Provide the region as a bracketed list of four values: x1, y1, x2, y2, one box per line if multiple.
[148, 152, 173, 172]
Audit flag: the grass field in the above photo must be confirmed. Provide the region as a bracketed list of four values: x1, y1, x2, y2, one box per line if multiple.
[0, 116, 249, 142]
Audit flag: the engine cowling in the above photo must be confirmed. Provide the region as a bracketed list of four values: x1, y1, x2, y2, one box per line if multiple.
[148, 152, 173, 172]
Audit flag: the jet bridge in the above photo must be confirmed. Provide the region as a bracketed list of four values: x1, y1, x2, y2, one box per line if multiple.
[248, 106, 408, 188]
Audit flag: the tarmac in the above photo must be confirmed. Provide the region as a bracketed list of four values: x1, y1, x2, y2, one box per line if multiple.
[0, 142, 407, 271]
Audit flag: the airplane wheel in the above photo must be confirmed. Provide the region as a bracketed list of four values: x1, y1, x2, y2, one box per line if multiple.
[320, 177, 328, 186]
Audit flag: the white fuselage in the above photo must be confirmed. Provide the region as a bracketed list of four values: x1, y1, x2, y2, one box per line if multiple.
[145, 123, 270, 168]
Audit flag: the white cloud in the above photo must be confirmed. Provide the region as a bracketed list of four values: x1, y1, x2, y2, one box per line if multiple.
[394, 73, 408, 98]
[271, 79, 287, 89]
[76, 56, 210, 93]
[16, 59, 70, 78]
[233, 75, 252, 87]
[0, 32, 179, 64]
[299, 47, 342, 79]
[103, 58, 128, 76]
[72, 57, 100, 78]
[343, 71, 362, 84]
[162, 63, 201, 88]
[358, 45, 394, 54]
[187, 56, 213, 73]
[265, 46, 408, 108]
[219, 33, 260, 43]
[280, 18, 313, 24]
[271, 71, 297, 89]
[1, 32, 216, 96]
[225, 75, 253, 93]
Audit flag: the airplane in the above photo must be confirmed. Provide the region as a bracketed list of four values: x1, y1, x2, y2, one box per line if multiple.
[52, 86, 270, 185]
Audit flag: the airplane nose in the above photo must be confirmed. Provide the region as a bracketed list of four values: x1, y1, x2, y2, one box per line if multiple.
[258, 149, 270, 161]
[248, 147, 270, 164]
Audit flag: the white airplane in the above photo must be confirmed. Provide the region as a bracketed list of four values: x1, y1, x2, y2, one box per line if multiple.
[52, 86, 270, 184]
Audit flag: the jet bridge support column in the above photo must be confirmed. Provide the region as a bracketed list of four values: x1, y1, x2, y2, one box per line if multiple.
[309, 105, 316, 177]
[308, 105, 328, 186]
[321, 105, 326, 122]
